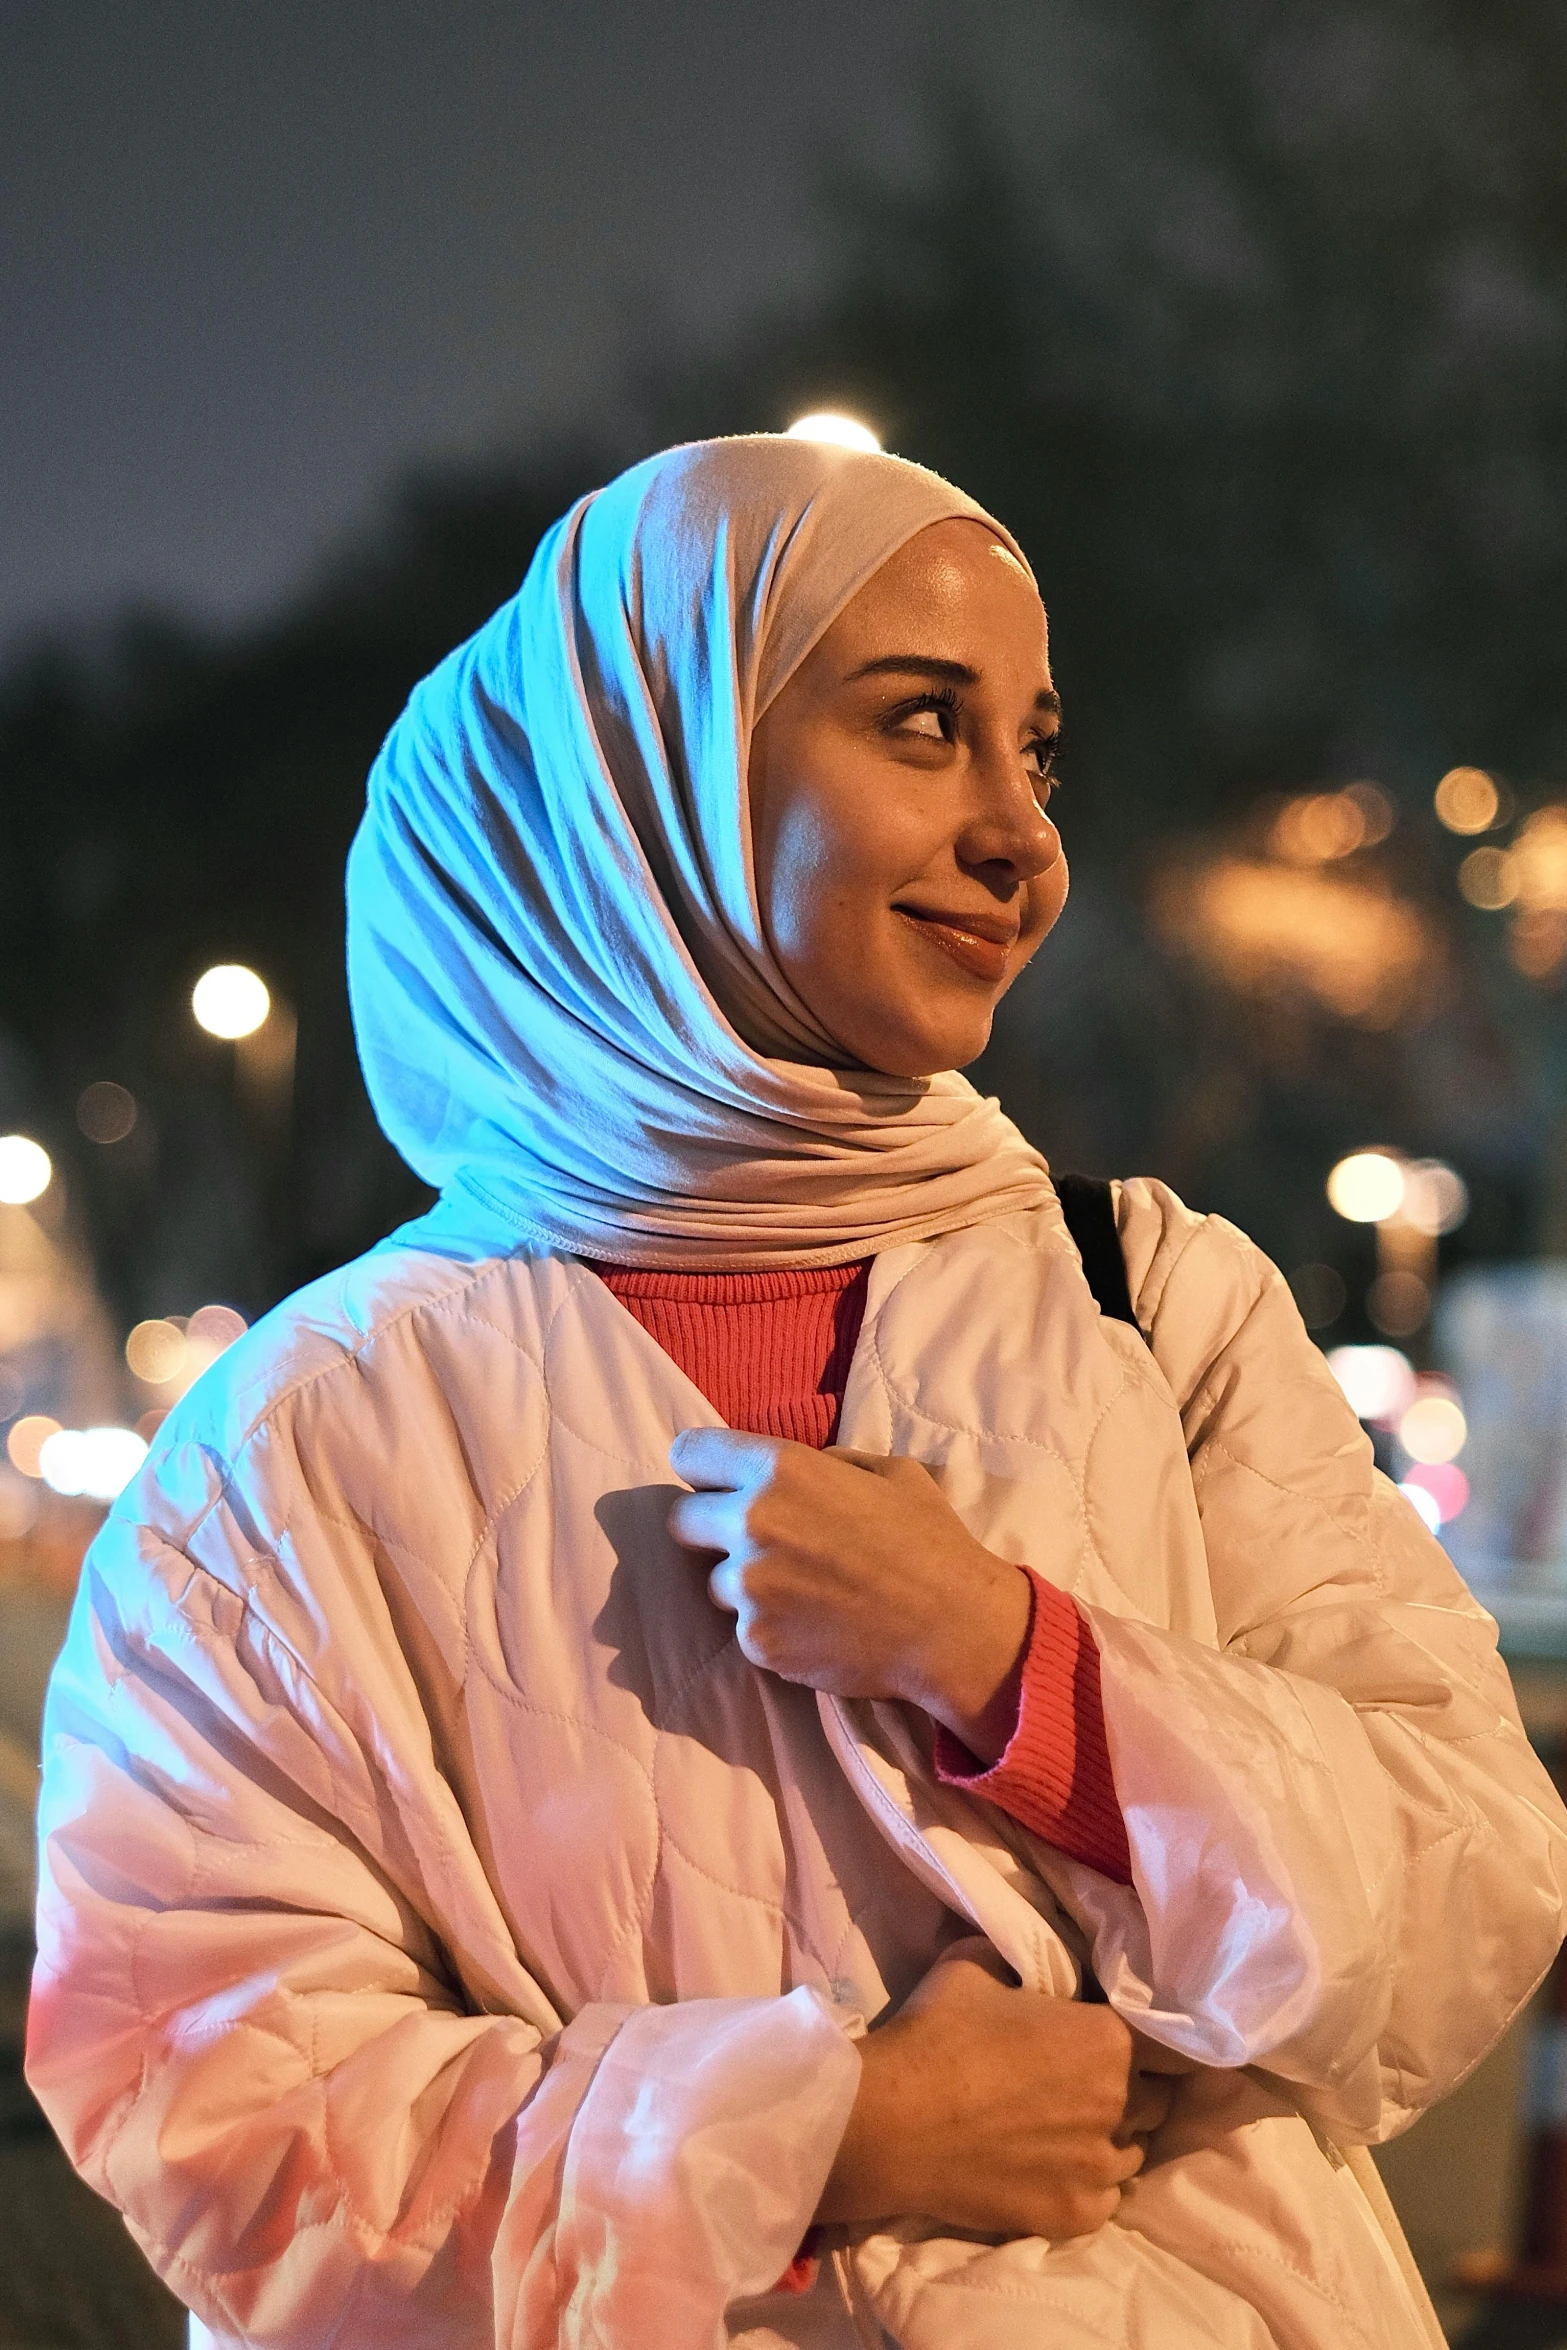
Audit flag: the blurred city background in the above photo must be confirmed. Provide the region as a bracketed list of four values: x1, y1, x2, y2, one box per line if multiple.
[4, 1, 1567, 2341]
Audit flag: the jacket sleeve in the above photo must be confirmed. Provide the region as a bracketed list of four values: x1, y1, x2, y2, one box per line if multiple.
[26, 1510, 859, 2349]
[1045, 1179, 1567, 2143]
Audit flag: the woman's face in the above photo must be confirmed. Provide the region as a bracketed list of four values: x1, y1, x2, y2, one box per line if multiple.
[749, 517, 1067, 1076]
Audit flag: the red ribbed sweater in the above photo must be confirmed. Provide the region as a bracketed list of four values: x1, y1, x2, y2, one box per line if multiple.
[595, 1259, 1131, 1885]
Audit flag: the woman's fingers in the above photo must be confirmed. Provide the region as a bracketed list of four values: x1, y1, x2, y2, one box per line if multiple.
[666, 1487, 738, 1554]
[706, 1560, 747, 1616]
[826, 1959, 1168, 2243]
[1117, 2068, 1176, 2145]
[670, 1425, 786, 1490]
[665, 1424, 1013, 1712]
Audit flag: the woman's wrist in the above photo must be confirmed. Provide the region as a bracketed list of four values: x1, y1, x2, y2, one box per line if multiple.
[815, 2022, 922, 2225]
[910, 1558, 1033, 1766]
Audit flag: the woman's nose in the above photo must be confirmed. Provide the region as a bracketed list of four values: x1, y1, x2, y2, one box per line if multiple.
[957, 755, 1061, 882]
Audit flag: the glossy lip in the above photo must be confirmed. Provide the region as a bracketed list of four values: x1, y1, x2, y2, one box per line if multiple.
[895, 905, 1019, 984]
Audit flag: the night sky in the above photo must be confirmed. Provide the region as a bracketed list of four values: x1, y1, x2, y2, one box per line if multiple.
[2, 1, 1063, 658]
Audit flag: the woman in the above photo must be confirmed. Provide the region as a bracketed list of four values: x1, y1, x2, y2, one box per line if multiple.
[27, 434, 1567, 2350]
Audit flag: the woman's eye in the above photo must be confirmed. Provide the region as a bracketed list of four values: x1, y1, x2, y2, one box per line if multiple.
[898, 706, 951, 742]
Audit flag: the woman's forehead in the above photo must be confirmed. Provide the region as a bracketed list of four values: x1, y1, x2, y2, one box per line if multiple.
[816, 521, 1048, 667]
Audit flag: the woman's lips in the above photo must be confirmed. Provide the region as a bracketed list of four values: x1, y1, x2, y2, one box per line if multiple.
[895, 908, 1016, 984]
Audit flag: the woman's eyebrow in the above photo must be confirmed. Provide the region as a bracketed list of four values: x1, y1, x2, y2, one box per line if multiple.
[845, 654, 977, 686]
[843, 652, 1062, 718]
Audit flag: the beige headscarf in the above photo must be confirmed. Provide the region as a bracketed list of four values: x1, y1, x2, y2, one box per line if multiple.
[346, 433, 1053, 1267]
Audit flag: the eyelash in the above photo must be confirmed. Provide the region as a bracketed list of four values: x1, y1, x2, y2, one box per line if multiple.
[1030, 732, 1063, 784]
[895, 689, 1063, 786]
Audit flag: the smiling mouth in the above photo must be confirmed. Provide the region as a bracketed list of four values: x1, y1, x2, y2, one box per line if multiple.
[895, 908, 1018, 983]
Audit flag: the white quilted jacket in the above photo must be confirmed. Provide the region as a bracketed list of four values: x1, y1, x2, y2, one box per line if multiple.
[27, 1180, 1567, 2348]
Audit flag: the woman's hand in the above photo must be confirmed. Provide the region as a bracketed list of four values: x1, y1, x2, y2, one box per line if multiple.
[818, 1950, 1183, 2239]
[667, 1428, 1032, 1761]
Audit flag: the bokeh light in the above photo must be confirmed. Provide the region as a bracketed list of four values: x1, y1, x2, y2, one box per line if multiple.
[1402, 1460, 1469, 1524]
[1434, 767, 1500, 835]
[76, 1080, 138, 1144]
[1399, 1392, 1467, 1465]
[1400, 1160, 1469, 1237]
[0, 1134, 52, 1205]
[126, 1318, 188, 1385]
[785, 412, 881, 452]
[1155, 860, 1436, 1027]
[187, 1302, 248, 1348]
[38, 1425, 148, 1502]
[1511, 807, 1567, 909]
[1327, 1150, 1406, 1223]
[6, 1414, 62, 1477]
[1510, 911, 1567, 980]
[1344, 782, 1395, 845]
[181, 1303, 249, 1381]
[1458, 847, 1517, 910]
[1326, 1344, 1416, 1425]
[192, 964, 271, 1039]
[1270, 791, 1368, 864]
[1501, 808, 1567, 983]
[124, 1304, 247, 1395]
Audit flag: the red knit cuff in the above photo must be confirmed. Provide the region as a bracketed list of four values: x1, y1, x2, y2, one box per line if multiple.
[770, 2241, 821, 2295]
[934, 1570, 1132, 1886]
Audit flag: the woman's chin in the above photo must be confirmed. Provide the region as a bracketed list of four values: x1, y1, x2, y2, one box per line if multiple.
[788, 956, 999, 1078]
[845, 1008, 996, 1080]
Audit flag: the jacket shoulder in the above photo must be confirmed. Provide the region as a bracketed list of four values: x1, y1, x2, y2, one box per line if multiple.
[1112, 1176, 1300, 1409]
[119, 1242, 545, 1553]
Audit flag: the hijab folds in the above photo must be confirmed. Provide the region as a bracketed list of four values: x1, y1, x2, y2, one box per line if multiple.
[347, 433, 1054, 1268]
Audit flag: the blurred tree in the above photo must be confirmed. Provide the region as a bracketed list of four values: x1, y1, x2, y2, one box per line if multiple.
[0, 458, 602, 1328]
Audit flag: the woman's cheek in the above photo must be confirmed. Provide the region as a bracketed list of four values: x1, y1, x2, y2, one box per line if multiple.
[763, 786, 879, 966]
[763, 814, 832, 968]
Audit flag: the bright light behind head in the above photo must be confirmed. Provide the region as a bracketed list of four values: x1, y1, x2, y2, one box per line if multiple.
[786, 412, 881, 453]
[193, 964, 271, 1039]
[0, 1134, 52, 1205]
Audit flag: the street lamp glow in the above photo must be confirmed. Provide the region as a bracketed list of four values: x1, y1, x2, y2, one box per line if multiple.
[1326, 1150, 1406, 1224]
[193, 964, 271, 1040]
[786, 412, 881, 453]
[0, 1134, 52, 1205]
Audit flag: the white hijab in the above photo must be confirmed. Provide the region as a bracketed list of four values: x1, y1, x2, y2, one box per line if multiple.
[346, 433, 1054, 1268]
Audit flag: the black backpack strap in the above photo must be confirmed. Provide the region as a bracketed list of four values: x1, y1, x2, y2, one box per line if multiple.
[1055, 1172, 1139, 1330]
